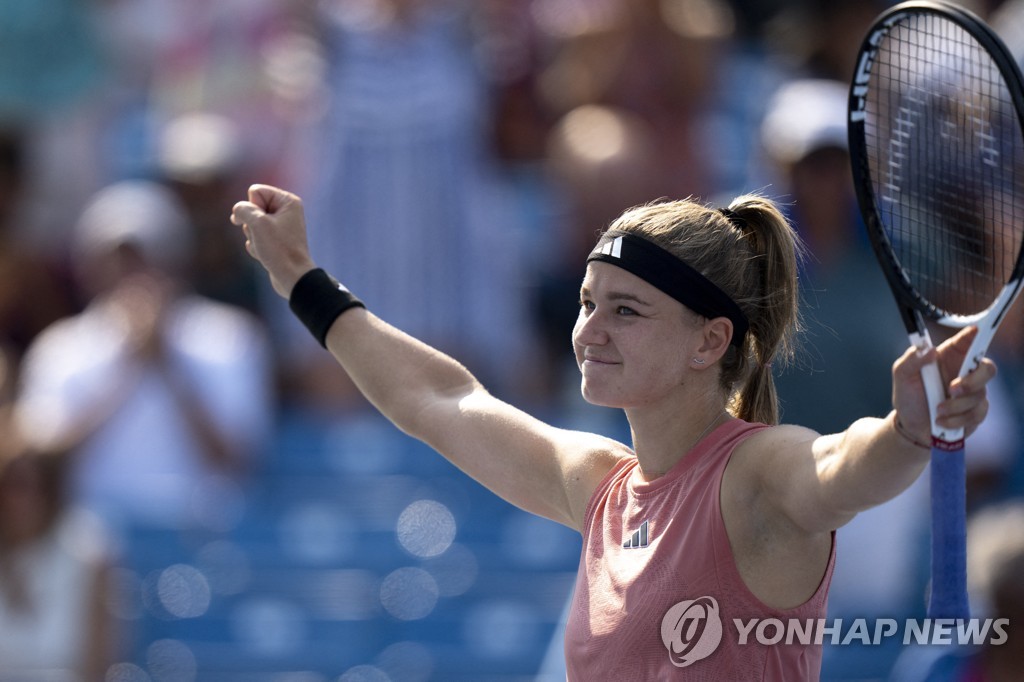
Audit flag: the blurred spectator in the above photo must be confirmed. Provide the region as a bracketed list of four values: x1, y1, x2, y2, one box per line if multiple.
[480, 0, 556, 166]
[538, 0, 738, 259]
[93, 0, 296, 180]
[0, 130, 78, 385]
[760, 0, 887, 82]
[157, 112, 264, 314]
[15, 181, 274, 535]
[0, 420, 117, 680]
[278, 0, 537, 406]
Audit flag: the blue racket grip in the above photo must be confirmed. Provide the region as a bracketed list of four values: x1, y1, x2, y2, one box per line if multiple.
[928, 445, 970, 619]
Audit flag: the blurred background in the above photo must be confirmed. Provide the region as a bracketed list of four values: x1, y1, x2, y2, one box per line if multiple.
[1, 0, 1023, 680]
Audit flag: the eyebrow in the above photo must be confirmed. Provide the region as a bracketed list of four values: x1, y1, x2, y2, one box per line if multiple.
[579, 286, 654, 307]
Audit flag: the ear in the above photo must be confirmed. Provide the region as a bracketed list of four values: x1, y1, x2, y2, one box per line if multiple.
[691, 317, 733, 369]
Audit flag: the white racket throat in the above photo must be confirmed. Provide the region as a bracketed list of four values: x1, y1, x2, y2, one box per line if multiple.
[908, 330, 966, 447]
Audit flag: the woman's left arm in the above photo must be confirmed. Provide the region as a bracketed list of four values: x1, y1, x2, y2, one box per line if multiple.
[751, 325, 996, 534]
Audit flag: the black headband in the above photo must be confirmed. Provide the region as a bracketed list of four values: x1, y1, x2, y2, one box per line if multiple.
[587, 230, 749, 347]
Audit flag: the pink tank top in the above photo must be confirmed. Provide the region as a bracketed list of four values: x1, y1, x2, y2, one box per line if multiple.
[564, 419, 835, 680]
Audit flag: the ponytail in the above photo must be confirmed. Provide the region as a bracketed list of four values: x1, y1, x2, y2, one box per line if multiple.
[719, 195, 803, 425]
[731, 362, 779, 425]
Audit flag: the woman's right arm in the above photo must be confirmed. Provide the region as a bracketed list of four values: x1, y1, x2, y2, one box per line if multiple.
[231, 185, 627, 529]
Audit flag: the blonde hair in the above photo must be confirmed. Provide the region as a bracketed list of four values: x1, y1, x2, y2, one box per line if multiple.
[604, 195, 803, 424]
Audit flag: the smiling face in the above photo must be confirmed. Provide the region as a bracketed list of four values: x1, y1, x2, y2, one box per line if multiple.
[572, 261, 706, 409]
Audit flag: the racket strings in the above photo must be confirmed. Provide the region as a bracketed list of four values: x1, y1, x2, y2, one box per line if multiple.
[863, 13, 1024, 318]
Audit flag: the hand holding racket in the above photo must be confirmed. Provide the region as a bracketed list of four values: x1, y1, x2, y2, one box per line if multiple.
[890, 327, 995, 444]
[848, 0, 1024, 619]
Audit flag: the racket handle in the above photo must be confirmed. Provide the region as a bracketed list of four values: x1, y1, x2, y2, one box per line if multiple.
[912, 329, 969, 618]
[928, 446, 970, 619]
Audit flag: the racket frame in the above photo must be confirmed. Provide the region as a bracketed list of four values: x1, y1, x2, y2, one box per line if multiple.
[847, 0, 1024, 619]
[849, 0, 1024, 440]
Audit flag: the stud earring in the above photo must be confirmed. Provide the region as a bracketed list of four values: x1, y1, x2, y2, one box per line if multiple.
[693, 357, 706, 365]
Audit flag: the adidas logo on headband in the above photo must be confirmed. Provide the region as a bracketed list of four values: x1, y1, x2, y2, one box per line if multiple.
[596, 235, 624, 259]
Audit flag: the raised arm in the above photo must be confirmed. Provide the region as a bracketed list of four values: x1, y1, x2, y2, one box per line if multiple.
[231, 185, 627, 529]
[740, 326, 996, 535]
[716, 328, 996, 609]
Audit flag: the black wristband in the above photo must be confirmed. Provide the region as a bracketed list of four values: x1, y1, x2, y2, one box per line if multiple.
[288, 268, 365, 348]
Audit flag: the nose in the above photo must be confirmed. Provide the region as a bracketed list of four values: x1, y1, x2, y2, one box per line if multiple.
[572, 305, 608, 350]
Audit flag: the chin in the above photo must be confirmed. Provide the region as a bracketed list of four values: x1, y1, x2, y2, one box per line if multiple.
[580, 381, 627, 409]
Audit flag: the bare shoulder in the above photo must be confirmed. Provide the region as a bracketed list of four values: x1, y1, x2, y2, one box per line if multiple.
[416, 388, 632, 532]
[730, 422, 822, 478]
[743, 422, 821, 451]
[555, 429, 634, 530]
[559, 429, 633, 472]
[725, 421, 837, 538]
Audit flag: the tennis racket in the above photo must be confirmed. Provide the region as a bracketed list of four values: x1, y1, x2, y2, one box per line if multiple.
[848, 0, 1024, 619]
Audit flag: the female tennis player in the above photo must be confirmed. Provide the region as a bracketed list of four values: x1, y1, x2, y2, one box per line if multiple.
[232, 184, 995, 680]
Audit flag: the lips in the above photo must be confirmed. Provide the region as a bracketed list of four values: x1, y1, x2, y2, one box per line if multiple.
[583, 356, 619, 365]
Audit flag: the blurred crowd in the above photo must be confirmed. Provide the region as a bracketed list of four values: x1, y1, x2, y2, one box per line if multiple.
[1, 0, 1024, 680]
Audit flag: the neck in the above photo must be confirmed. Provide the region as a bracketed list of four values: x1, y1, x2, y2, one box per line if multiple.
[628, 397, 730, 482]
